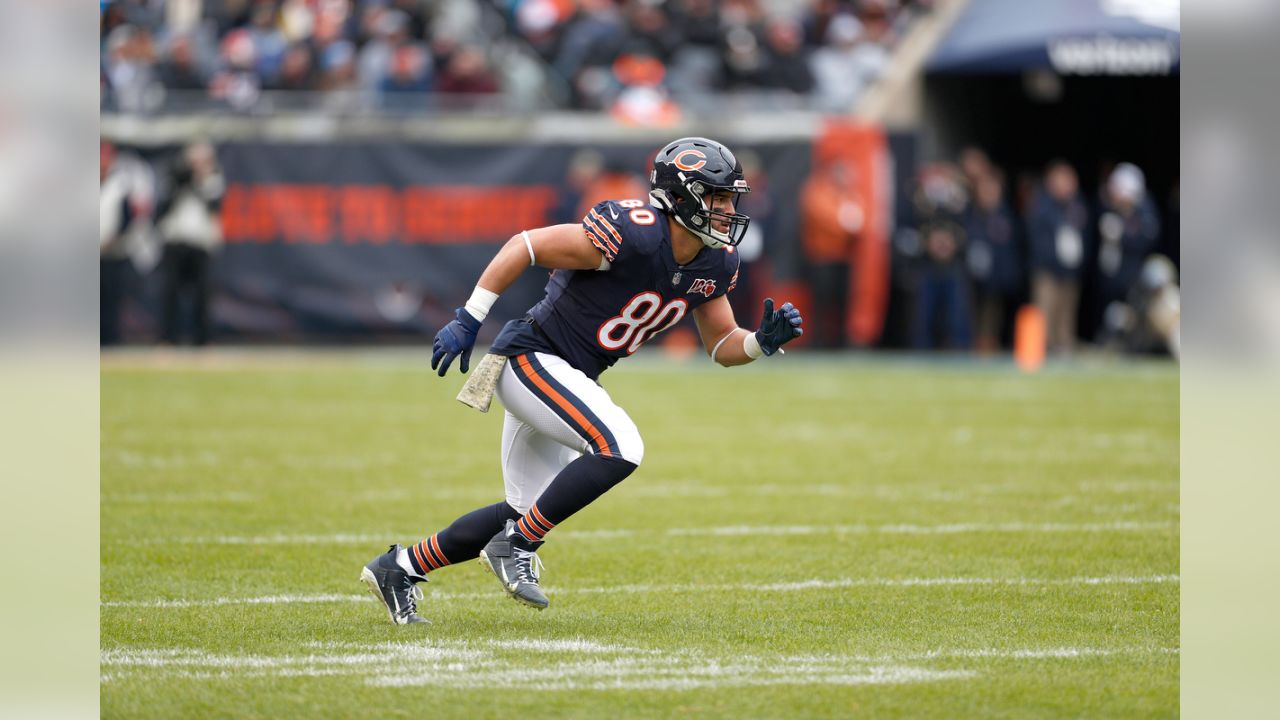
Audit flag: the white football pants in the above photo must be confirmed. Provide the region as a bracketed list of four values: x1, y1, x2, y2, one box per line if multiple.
[494, 352, 644, 513]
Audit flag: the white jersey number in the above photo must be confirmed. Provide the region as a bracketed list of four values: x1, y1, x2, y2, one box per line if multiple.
[597, 291, 688, 354]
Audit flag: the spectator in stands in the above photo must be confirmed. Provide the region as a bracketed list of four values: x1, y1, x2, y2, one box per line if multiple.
[720, 11, 767, 90]
[672, 0, 722, 51]
[554, 0, 627, 109]
[156, 33, 210, 93]
[801, 158, 865, 348]
[312, 0, 354, 47]
[625, 0, 682, 66]
[1029, 161, 1089, 354]
[358, 7, 412, 91]
[436, 45, 500, 95]
[247, 0, 289, 83]
[758, 18, 815, 96]
[429, 34, 459, 78]
[1095, 162, 1161, 317]
[514, 0, 574, 60]
[279, 0, 318, 44]
[666, 0, 723, 100]
[608, 47, 682, 126]
[810, 13, 888, 112]
[963, 170, 1022, 353]
[381, 44, 432, 111]
[156, 142, 225, 346]
[802, 0, 845, 48]
[210, 28, 262, 110]
[318, 39, 361, 111]
[103, 24, 161, 113]
[270, 43, 318, 91]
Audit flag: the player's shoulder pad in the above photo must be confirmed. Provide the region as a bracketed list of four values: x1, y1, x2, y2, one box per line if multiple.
[582, 199, 660, 263]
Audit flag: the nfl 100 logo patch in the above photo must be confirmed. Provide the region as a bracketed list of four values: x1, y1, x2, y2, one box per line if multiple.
[687, 278, 716, 297]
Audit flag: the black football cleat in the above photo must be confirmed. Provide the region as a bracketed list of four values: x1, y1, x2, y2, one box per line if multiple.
[360, 544, 429, 625]
[479, 520, 549, 609]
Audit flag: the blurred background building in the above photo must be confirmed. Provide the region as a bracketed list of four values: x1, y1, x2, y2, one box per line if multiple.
[100, 0, 1179, 357]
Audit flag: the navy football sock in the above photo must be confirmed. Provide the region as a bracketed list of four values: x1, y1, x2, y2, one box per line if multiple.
[513, 454, 638, 543]
[405, 501, 521, 575]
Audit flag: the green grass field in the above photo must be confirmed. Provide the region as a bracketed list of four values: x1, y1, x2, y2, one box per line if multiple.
[101, 350, 1179, 718]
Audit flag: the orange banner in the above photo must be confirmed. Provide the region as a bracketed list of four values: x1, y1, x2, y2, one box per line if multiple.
[813, 120, 892, 348]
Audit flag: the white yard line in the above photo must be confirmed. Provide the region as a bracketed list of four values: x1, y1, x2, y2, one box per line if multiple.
[136, 520, 1177, 546]
[100, 640, 1177, 690]
[102, 593, 369, 609]
[663, 521, 1176, 536]
[102, 574, 1179, 609]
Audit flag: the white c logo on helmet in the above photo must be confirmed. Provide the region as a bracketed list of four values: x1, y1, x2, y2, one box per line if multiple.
[673, 149, 707, 172]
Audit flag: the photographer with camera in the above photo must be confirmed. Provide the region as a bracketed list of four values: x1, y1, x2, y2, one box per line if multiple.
[155, 141, 225, 346]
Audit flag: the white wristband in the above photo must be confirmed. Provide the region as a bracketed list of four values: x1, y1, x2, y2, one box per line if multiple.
[464, 286, 500, 322]
[743, 331, 765, 360]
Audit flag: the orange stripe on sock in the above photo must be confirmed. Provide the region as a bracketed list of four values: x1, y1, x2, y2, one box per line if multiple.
[518, 516, 545, 541]
[429, 535, 451, 567]
[524, 513, 552, 535]
[514, 354, 613, 457]
[423, 541, 443, 570]
[529, 504, 555, 533]
[417, 540, 442, 568]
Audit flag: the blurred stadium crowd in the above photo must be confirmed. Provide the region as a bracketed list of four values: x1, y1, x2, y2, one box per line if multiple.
[100, 0, 934, 116]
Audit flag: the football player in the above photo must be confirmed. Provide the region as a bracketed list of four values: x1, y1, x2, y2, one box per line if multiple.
[361, 137, 804, 624]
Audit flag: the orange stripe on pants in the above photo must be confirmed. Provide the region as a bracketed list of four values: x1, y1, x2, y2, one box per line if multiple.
[514, 354, 613, 457]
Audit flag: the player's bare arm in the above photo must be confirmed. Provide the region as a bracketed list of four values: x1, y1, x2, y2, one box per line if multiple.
[694, 294, 805, 366]
[476, 225, 605, 295]
[432, 224, 603, 376]
[693, 296, 753, 366]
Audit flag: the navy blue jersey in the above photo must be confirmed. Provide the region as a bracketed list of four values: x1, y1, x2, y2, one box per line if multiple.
[491, 199, 740, 380]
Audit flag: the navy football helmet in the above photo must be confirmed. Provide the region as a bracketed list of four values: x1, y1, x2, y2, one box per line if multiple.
[649, 137, 751, 249]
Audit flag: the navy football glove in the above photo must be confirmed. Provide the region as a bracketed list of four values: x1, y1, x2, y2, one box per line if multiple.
[431, 307, 482, 377]
[755, 298, 803, 356]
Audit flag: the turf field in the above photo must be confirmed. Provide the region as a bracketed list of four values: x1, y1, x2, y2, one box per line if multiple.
[101, 350, 1179, 718]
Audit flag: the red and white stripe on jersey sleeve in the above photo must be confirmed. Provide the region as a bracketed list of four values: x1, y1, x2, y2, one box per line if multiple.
[582, 207, 624, 262]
